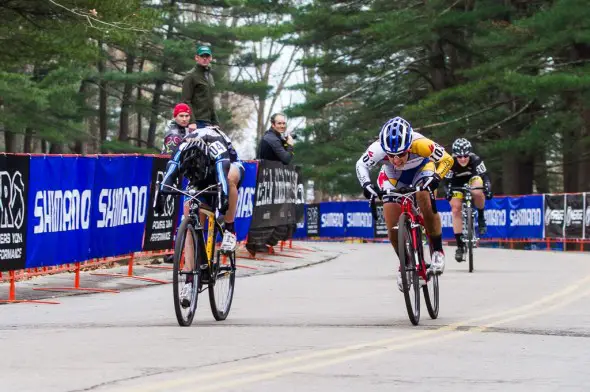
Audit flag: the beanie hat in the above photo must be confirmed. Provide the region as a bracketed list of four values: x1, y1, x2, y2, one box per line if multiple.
[173, 103, 191, 118]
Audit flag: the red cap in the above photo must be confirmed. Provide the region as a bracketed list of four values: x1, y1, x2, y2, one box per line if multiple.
[173, 103, 191, 118]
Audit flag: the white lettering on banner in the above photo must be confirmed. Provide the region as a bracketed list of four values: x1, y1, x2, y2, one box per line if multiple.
[510, 208, 542, 227]
[439, 211, 453, 228]
[346, 212, 372, 228]
[586, 206, 590, 226]
[97, 186, 148, 228]
[236, 187, 255, 218]
[33, 189, 92, 233]
[565, 206, 584, 227]
[150, 232, 171, 241]
[0, 248, 22, 260]
[321, 213, 344, 228]
[545, 208, 564, 225]
[256, 167, 299, 206]
[0, 170, 25, 230]
[484, 209, 506, 226]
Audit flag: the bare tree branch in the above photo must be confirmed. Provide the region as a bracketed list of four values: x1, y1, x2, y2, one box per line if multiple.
[47, 0, 148, 32]
[414, 100, 514, 131]
[474, 99, 535, 137]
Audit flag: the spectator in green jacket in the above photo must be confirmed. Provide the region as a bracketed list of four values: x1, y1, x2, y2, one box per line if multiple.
[181, 45, 219, 129]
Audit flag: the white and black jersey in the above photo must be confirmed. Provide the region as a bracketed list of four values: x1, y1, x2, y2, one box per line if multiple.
[445, 153, 491, 190]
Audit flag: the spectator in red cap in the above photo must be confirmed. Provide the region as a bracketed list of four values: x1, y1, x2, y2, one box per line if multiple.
[161, 103, 192, 155]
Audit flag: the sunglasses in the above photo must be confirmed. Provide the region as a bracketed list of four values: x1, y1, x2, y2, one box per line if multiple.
[456, 155, 469, 159]
[386, 151, 409, 159]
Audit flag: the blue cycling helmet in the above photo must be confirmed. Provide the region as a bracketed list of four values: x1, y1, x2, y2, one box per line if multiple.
[379, 116, 413, 154]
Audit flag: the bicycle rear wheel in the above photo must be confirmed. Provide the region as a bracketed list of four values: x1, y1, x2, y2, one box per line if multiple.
[209, 248, 236, 321]
[420, 235, 439, 319]
[173, 218, 201, 327]
[466, 206, 474, 273]
[397, 213, 420, 325]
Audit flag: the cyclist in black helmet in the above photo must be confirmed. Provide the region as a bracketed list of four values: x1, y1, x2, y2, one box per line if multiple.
[444, 138, 493, 262]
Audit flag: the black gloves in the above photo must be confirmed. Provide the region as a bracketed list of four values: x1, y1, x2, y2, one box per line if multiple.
[362, 182, 379, 200]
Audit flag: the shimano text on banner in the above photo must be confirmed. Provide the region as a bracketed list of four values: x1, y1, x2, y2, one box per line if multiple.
[26, 156, 95, 268]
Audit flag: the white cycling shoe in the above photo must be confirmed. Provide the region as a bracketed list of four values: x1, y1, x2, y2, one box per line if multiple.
[220, 231, 237, 253]
[431, 251, 446, 274]
[180, 282, 193, 308]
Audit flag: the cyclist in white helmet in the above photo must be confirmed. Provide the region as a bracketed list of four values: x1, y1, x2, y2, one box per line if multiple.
[356, 116, 454, 291]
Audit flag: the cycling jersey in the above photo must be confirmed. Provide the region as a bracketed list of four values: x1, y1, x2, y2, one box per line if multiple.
[356, 132, 454, 188]
[160, 127, 241, 197]
[445, 153, 491, 191]
[161, 121, 189, 155]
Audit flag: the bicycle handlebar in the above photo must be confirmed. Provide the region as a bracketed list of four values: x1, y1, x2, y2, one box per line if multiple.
[449, 185, 486, 192]
[369, 185, 438, 221]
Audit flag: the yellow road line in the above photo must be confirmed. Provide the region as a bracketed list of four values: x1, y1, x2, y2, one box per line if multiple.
[124, 275, 590, 392]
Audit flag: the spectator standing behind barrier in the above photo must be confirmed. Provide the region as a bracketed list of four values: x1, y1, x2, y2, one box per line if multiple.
[181, 45, 218, 129]
[161, 103, 192, 154]
[257, 113, 294, 164]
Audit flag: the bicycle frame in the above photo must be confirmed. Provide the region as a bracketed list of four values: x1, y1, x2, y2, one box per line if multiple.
[372, 187, 436, 283]
[450, 185, 485, 245]
[161, 182, 224, 269]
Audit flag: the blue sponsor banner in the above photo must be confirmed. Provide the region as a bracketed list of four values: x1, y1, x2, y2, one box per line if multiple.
[26, 156, 96, 267]
[435, 200, 454, 240]
[235, 161, 257, 242]
[480, 197, 507, 238]
[89, 156, 153, 259]
[343, 201, 373, 238]
[506, 194, 544, 238]
[319, 202, 346, 238]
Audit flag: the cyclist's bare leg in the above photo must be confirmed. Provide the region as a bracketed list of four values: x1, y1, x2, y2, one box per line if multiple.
[383, 202, 402, 255]
[417, 191, 441, 237]
[471, 177, 485, 210]
[182, 201, 194, 273]
[450, 197, 463, 234]
[225, 165, 240, 225]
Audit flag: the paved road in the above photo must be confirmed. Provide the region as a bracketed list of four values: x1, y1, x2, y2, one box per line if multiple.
[1, 242, 590, 392]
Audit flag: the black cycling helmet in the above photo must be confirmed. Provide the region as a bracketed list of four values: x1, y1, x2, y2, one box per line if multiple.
[452, 138, 472, 157]
[179, 137, 211, 184]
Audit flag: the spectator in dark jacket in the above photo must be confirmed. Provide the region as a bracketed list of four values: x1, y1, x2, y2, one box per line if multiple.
[161, 103, 191, 155]
[257, 113, 294, 164]
[181, 45, 218, 128]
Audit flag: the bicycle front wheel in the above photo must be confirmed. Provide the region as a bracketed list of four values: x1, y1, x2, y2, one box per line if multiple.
[397, 213, 420, 325]
[173, 218, 201, 327]
[466, 206, 474, 273]
[420, 235, 439, 319]
[209, 249, 236, 321]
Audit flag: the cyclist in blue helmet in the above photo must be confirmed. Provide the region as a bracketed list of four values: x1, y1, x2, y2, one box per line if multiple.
[356, 116, 454, 291]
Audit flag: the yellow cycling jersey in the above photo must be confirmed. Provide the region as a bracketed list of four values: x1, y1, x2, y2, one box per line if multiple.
[408, 135, 454, 178]
[356, 132, 454, 186]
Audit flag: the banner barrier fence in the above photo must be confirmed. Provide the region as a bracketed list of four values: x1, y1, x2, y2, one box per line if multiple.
[1, 152, 589, 302]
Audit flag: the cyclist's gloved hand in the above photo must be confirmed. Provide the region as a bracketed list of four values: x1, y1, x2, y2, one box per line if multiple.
[362, 182, 379, 200]
[485, 188, 493, 200]
[422, 173, 441, 193]
[219, 193, 229, 215]
[154, 189, 165, 215]
[445, 187, 453, 202]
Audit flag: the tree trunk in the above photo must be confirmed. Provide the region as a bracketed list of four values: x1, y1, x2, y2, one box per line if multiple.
[119, 53, 135, 143]
[136, 58, 145, 148]
[23, 128, 33, 153]
[49, 142, 63, 154]
[502, 150, 534, 195]
[4, 130, 16, 152]
[147, 0, 176, 150]
[97, 42, 108, 152]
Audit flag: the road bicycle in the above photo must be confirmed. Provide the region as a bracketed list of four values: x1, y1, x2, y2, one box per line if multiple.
[371, 185, 439, 325]
[159, 182, 236, 326]
[450, 185, 485, 273]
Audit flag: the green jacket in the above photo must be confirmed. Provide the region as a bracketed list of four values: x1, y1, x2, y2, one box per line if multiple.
[181, 65, 218, 125]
